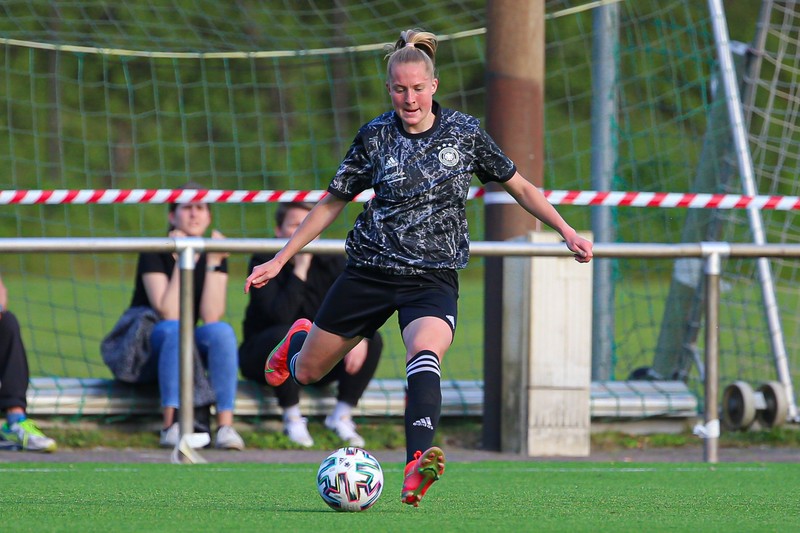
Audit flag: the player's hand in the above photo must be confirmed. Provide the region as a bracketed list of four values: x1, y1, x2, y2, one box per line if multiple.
[566, 234, 593, 263]
[244, 258, 284, 293]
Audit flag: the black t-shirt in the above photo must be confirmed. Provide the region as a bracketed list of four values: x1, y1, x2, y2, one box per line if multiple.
[129, 252, 228, 323]
[328, 101, 516, 275]
[241, 253, 345, 341]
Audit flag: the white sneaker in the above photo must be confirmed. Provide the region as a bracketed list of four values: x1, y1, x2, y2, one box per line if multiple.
[159, 423, 180, 448]
[215, 425, 245, 450]
[284, 416, 314, 447]
[324, 415, 365, 447]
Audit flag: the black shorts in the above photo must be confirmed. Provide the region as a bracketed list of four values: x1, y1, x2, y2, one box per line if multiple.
[314, 265, 459, 340]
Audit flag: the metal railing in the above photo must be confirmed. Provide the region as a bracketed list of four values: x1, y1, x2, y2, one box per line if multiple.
[3, 237, 800, 463]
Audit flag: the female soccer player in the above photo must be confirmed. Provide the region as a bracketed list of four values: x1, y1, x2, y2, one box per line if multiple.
[245, 29, 592, 507]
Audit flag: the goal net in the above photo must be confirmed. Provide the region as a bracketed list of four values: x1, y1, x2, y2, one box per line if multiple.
[0, 0, 795, 419]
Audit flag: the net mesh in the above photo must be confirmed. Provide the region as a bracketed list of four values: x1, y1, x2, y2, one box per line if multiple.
[0, 0, 795, 419]
[720, 1, 800, 391]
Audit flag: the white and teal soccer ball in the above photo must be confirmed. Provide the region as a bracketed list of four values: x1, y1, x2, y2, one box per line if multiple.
[316, 447, 383, 512]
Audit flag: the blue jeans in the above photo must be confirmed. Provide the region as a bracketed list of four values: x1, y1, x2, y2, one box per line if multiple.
[151, 320, 239, 412]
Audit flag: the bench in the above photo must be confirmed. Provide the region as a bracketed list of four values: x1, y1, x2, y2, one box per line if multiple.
[27, 377, 697, 423]
[26, 377, 483, 417]
[590, 380, 699, 418]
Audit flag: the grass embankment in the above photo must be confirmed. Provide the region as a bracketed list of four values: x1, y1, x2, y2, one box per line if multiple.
[39, 417, 800, 452]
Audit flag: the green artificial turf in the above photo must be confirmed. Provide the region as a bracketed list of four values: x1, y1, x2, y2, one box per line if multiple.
[2, 461, 798, 532]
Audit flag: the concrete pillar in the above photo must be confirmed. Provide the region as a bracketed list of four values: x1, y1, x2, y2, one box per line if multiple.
[502, 231, 593, 456]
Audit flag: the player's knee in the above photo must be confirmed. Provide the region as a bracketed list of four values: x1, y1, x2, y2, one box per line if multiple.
[293, 364, 322, 385]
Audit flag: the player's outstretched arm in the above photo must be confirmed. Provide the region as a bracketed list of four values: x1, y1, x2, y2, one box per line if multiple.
[245, 194, 348, 292]
[501, 172, 593, 263]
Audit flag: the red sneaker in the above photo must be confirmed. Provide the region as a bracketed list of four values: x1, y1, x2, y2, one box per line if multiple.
[264, 318, 311, 387]
[401, 446, 445, 507]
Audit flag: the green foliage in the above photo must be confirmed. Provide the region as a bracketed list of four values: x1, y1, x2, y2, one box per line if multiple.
[0, 1, 767, 244]
[3, 1, 794, 406]
[720, 425, 800, 448]
[594, 426, 800, 452]
[43, 416, 479, 451]
[41, 416, 800, 452]
[47, 418, 411, 452]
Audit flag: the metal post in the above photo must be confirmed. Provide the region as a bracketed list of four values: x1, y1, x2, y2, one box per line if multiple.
[703, 247, 723, 464]
[707, 0, 797, 421]
[484, 0, 544, 452]
[590, 2, 619, 380]
[178, 246, 196, 445]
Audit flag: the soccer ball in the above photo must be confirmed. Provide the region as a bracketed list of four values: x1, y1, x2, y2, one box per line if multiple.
[316, 447, 384, 512]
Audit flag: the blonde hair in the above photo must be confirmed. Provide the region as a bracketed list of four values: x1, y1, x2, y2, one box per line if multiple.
[384, 29, 438, 80]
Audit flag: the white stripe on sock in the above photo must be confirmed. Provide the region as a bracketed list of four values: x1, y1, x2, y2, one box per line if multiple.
[406, 354, 441, 378]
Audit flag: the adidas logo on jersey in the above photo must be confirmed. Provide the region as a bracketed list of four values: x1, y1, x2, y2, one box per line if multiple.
[386, 155, 399, 169]
[412, 417, 434, 430]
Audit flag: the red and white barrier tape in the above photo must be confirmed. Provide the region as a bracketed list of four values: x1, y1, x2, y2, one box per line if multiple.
[486, 190, 800, 210]
[2, 187, 800, 210]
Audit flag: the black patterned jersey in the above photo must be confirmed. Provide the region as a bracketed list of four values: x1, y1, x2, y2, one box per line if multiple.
[327, 102, 516, 275]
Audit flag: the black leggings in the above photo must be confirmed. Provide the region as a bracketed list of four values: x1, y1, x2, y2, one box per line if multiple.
[239, 324, 382, 409]
[0, 311, 30, 411]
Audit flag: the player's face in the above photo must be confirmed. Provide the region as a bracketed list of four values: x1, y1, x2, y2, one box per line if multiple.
[387, 61, 438, 134]
[169, 202, 211, 236]
[275, 206, 311, 238]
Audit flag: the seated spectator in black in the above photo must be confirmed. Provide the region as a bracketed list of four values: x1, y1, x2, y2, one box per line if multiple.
[239, 202, 382, 447]
[0, 274, 57, 452]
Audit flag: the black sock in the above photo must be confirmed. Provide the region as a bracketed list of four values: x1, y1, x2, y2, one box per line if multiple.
[287, 331, 307, 385]
[404, 350, 442, 464]
[288, 330, 307, 358]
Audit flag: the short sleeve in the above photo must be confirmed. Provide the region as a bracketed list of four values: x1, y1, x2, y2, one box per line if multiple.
[139, 252, 171, 275]
[328, 132, 374, 200]
[472, 127, 516, 184]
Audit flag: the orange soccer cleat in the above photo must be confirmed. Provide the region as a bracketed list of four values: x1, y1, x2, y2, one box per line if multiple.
[401, 446, 445, 507]
[264, 318, 311, 387]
